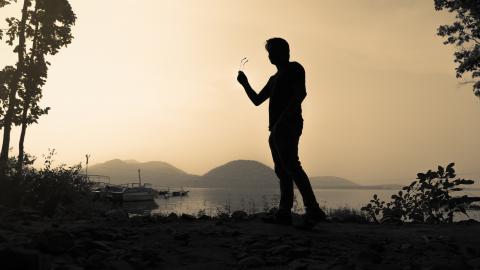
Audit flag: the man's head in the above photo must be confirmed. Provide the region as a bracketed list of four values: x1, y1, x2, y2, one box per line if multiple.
[265, 37, 290, 65]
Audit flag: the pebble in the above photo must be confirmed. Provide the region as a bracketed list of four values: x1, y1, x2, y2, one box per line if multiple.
[238, 256, 265, 268]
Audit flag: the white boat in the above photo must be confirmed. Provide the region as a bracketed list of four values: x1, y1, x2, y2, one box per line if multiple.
[111, 183, 156, 202]
[111, 170, 156, 202]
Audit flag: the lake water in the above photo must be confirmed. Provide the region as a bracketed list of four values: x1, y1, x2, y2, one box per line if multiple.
[122, 187, 480, 220]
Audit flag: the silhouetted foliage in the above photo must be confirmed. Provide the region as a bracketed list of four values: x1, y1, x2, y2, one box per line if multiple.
[435, 0, 480, 97]
[362, 163, 480, 224]
[0, 0, 30, 173]
[0, 149, 93, 217]
[0, 0, 76, 173]
[0, 66, 22, 127]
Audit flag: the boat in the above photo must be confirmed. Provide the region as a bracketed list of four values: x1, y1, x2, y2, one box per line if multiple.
[111, 183, 156, 202]
[157, 187, 170, 195]
[110, 169, 156, 202]
[170, 188, 189, 197]
[90, 182, 123, 200]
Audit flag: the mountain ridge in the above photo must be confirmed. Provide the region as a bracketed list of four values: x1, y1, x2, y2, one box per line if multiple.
[88, 159, 400, 189]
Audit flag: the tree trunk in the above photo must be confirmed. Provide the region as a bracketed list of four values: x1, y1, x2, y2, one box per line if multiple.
[0, 0, 30, 175]
[16, 101, 29, 173]
[17, 4, 39, 173]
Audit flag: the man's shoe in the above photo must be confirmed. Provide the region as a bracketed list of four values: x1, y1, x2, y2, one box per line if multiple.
[261, 209, 293, 225]
[294, 207, 327, 230]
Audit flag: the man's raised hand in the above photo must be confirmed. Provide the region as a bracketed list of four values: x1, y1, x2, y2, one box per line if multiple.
[237, 71, 249, 87]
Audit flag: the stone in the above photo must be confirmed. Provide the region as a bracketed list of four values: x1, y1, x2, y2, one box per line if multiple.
[180, 213, 196, 221]
[291, 247, 311, 258]
[35, 230, 75, 255]
[288, 259, 318, 270]
[468, 258, 480, 269]
[0, 247, 51, 270]
[356, 250, 382, 264]
[231, 210, 248, 221]
[265, 255, 290, 265]
[235, 251, 249, 260]
[167, 212, 178, 221]
[108, 259, 135, 270]
[238, 256, 265, 268]
[104, 209, 129, 221]
[269, 244, 292, 256]
[197, 214, 211, 220]
[172, 231, 190, 241]
[84, 240, 113, 252]
[400, 243, 412, 251]
[85, 253, 105, 269]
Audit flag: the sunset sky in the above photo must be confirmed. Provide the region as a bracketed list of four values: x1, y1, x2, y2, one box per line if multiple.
[1, 1, 479, 185]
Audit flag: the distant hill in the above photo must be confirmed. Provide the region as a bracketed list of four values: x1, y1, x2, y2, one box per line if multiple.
[310, 176, 359, 188]
[194, 160, 364, 189]
[87, 159, 199, 187]
[88, 159, 401, 190]
[194, 160, 277, 188]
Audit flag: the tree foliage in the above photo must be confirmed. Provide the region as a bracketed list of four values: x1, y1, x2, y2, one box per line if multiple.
[361, 163, 480, 224]
[0, 0, 76, 173]
[435, 0, 480, 97]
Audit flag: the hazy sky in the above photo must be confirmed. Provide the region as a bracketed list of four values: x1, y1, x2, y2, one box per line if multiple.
[1, 0, 479, 185]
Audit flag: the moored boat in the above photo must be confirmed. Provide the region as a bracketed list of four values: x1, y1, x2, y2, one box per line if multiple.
[170, 188, 189, 197]
[111, 183, 156, 202]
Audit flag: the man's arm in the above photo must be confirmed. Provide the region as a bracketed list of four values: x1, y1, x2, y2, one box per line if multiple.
[237, 71, 271, 106]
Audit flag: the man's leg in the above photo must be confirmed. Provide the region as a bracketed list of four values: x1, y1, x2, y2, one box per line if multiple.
[272, 130, 320, 211]
[268, 133, 294, 212]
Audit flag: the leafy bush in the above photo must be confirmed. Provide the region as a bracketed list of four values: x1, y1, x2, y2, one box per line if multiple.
[361, 163, 480, 224]
[0, 150, 95, 217]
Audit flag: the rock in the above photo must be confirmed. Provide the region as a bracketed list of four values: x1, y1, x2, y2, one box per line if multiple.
[291, 247, 311, 258]
[288, 259, 318, 270]
[0, 247, 51, 270]
[0, 233, 7, 243]
[428, 259, 470, 270]
[221, 229, 241, 237]
[180, 213, 196, 221]
[265, 255, 290, 265]
[108, 259, 135, 270]
[167, 212, 178, 221]
[35, 230, 75, 255]
[356, 250, 382, 265]
[267, 236, 282, 242]
[104, 209, 128, 221]
[238, 256, 265, 268]
[85, 253, 105, 269]
[197, 214, 211, 220]
[231, 210, 248, 221]
[172, 231, 190, 241]
[290, 238, 312, 247]
[368, 242, 386, 253]
[468, 258, 480, 269]
[235, 251, 249, 260]
[269, 244, 292, 256]
[400, 243, 412, 251]
[84, 240, 113, 252]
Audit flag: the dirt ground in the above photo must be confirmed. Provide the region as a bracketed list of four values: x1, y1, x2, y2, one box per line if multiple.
[1, 209, 480, 270]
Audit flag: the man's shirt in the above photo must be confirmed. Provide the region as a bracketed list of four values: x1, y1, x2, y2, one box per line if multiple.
[258, 61, 306, 132]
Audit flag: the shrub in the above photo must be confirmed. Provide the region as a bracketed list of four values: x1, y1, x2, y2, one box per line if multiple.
[361, 163, 480, 224]
[0, 150, 95, 217]
[327, 207, 370, 223]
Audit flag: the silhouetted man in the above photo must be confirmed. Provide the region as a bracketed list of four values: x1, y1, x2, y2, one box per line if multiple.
[237, 38, 326, 229]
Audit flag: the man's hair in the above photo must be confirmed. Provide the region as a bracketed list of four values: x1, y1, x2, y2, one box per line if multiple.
[265, 37, 290, 61]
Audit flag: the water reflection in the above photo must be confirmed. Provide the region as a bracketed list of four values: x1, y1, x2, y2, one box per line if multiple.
[118, 200, 158, 216]
[115, 188, 480, 221]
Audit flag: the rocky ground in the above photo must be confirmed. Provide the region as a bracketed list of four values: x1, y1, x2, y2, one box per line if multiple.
[1, 208, 480, 270]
